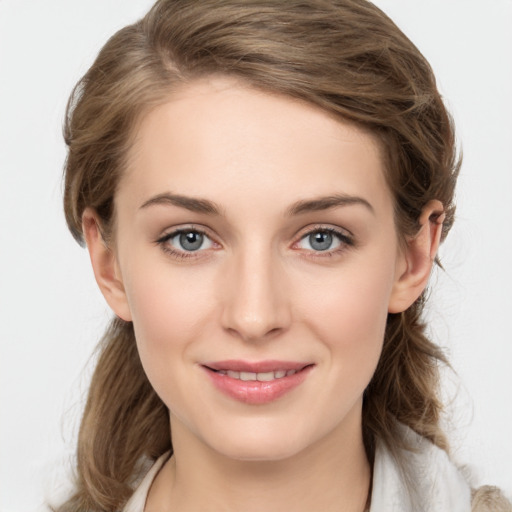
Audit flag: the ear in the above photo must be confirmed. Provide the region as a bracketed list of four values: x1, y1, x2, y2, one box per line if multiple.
[82, 208, 132, 321]
[388, 200, 445, 314]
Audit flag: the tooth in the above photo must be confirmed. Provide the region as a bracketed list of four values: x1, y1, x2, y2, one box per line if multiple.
[240, 371, 257, 381]
[223, 370, 296, 381]
[256, 371, 275, 382]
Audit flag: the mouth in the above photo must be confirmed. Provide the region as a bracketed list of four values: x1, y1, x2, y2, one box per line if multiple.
[201, 360, 314, 405]
[209, 368, 301, 381]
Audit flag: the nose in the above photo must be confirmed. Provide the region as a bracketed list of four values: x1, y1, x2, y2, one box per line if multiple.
[220, 247, 291, 342]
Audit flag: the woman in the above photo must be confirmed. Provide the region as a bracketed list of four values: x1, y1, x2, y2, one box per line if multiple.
[55, 0, 510, 511]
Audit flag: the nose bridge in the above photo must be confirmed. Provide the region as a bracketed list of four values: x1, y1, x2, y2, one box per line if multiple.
[221, 240, 290, 341]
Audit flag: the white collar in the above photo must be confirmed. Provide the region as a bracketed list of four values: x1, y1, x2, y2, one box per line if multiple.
[370, 424, 471, 511]
[124, 425, 472, 512]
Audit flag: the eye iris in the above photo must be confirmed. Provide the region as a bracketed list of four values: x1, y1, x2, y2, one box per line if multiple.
[179, 231, 203, 251]
[309, 231, 333, 251]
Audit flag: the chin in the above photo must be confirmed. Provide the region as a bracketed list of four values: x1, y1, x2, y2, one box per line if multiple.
[203, 420, 317, 462]
[217, 438, 305, 462]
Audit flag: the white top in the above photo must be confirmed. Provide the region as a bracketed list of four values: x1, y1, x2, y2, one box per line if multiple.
[122, 452, 171, 512]
[122, 425, 472, 512]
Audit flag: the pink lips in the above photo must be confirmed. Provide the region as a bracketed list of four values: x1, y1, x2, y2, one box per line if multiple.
[202, 360, 313, 405]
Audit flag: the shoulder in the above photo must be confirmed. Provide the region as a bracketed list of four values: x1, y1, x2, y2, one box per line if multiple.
[471, 485, 512, 512]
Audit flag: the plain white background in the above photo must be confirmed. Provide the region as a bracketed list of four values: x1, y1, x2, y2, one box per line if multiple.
[0, 1, 511, 510]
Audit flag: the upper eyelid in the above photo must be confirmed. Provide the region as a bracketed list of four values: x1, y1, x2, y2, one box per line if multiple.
[294, 224, 353, 240]
[157, 224, 215, 241]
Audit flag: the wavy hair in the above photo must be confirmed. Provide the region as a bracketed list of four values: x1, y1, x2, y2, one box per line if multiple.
[58, 1, 460, 510]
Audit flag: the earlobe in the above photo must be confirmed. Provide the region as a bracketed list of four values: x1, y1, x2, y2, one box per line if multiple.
[82, 208, 132, 321]
[388, 200, 445, 314]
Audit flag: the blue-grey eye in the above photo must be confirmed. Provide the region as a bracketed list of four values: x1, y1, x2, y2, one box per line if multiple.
[298, 230, 342, 252]
[170, 230, 213, 252]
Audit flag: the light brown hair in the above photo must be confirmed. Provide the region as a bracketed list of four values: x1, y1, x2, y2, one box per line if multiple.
[59, 1, 460, 510]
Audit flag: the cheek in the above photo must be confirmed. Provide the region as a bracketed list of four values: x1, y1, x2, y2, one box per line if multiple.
[304, 263, 392, 331]
[297, 253, 396, 376]
[122, 257, 215, 394]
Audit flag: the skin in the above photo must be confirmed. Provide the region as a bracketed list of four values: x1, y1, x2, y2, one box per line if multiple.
[83, 77, 444, 512]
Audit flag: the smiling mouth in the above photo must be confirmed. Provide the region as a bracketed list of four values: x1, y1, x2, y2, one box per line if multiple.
[202, 362, 314, 404]
[207, 368, 303, 381]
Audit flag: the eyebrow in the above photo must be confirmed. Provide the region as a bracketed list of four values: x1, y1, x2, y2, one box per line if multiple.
[286, 194, 375, 216]
[139, 192, 374, 217]
[139, 193, 222, 215]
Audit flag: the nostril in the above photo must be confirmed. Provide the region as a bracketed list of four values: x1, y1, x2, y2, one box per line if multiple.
[223, 323, 286, 343]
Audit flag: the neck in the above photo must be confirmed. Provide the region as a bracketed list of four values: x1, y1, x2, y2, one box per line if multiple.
[146, 409, 371, 512]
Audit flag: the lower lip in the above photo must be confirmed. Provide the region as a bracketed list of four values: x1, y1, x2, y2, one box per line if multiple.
[202, 366, 313, 405]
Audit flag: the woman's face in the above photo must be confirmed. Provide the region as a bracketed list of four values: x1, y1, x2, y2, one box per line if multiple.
[110, 77, 408, 461]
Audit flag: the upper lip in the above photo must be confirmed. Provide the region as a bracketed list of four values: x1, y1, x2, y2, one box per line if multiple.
[203, 360, 312, 373]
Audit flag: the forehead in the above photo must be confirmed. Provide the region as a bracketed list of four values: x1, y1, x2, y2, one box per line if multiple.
[119, 77, 392, 216]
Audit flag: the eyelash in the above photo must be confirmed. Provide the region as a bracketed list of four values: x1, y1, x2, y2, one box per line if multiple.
[294, 226, 354, 258]
[156, 227, 215, 260]
[155, 225, 354, 261]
